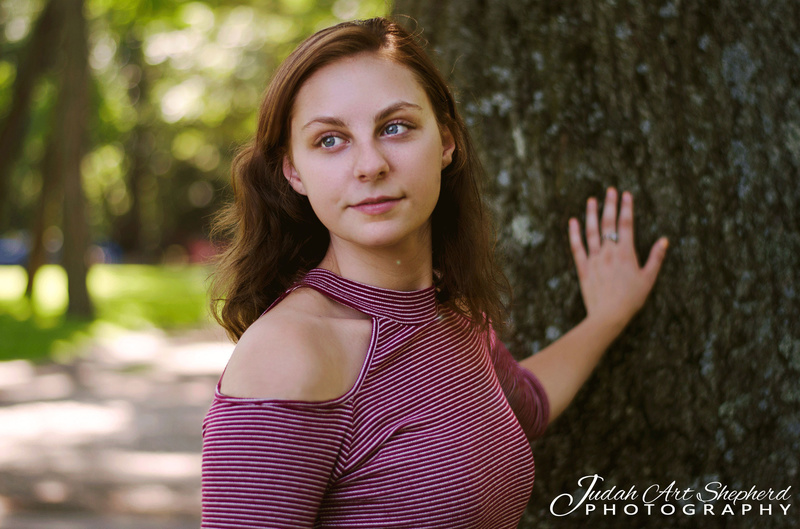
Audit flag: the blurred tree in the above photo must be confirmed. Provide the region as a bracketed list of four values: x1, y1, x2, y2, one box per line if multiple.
[0, 0, 61, 225]
[1, 0, 93, 316]
[395, 1, 799, 528]
[58, 0, 93, 317]
[112, 32, 149, 262]
[24, 97, 62, 297]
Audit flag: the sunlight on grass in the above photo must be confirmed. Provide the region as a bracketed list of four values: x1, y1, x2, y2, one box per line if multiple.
[89, 264, 213, 328]
[34, 265, 69, 315]
[0, 264, 215, 362]
[0, 266, 26, 298]
[1, 265, 69, 322]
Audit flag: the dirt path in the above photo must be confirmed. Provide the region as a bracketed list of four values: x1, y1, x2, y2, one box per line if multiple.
[0, 325, 234, 528]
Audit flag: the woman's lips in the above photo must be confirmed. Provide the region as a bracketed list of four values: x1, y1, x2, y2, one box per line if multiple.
[351, 196, 402, 215]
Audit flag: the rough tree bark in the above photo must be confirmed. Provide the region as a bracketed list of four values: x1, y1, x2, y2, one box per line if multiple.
[395, 1, 799, 528]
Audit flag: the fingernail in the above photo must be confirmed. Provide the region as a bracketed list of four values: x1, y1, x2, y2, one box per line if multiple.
[661, 238, 669, 250]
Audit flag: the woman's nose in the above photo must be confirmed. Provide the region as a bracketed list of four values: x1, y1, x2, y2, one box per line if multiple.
[353, 140, 389, 181]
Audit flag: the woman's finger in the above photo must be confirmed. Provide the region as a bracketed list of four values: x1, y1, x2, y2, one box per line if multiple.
[617, 191, 635, 250]
[568, 217, 588, 280]
[642, 237, 669, 288]
[586, 197, 601, 255]
[600, 187, 618, 247]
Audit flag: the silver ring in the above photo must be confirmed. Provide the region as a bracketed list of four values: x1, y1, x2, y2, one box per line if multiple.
[602, 232, 619, 243]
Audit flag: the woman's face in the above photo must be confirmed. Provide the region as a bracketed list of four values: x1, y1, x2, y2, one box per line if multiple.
[283, 52, 455, 258]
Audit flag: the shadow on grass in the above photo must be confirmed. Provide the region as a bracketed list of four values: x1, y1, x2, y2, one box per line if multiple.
[0, 312, 94, 363]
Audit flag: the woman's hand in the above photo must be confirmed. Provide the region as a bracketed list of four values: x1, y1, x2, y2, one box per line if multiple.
[568, 187, 668, 332]
[520, 187, 668, 421]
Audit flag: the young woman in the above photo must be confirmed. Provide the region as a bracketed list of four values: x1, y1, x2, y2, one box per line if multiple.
[202, 17, 668, 529]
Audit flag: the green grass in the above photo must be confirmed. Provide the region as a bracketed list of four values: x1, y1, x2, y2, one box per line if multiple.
[0, 264, 215, 362]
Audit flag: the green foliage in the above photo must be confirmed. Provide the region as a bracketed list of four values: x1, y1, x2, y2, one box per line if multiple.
[0, 264, 214, 362]
[1, 0, 391, 253]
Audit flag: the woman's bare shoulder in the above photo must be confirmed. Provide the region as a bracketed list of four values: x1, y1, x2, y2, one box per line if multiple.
[219, 287, 371, 401]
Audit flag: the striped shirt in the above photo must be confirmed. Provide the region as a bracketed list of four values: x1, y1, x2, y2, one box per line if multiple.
[202, 268, 549, 528]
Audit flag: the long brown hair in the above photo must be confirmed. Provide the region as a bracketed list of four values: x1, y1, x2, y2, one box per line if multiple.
[208, 17, 509, 342]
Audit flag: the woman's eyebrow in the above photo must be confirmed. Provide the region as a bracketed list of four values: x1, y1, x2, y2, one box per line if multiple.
[301, 101, 423, 131]
[374, 101, 422, 122]
[302, 116, 347, 131]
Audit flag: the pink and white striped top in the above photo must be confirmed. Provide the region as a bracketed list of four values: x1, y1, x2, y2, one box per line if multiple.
[202, 268, 549, 528]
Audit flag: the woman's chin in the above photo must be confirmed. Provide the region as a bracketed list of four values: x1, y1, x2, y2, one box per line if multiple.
[335, 227, 431, 254]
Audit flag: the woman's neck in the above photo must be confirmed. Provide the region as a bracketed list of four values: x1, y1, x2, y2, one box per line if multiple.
[317, 237, 434, 292]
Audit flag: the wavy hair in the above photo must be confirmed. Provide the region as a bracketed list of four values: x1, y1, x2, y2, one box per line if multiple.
[208, 17, 509, 341]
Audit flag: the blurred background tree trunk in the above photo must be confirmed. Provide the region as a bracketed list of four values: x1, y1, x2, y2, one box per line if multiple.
[57, 0, 93, 317]
[112, 33, 150, 262]
[25, 117, 63, 298]
[0, 0, 61, 227]
[395, 1, 799, 528]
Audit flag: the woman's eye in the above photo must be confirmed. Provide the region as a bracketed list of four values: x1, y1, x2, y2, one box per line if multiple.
[384, 122, 409, 136]
[320, 135, 343, 148]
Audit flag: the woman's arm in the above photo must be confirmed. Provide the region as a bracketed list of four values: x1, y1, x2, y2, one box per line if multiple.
[202, 400, 347, 528]
[521, 187, 668, 422]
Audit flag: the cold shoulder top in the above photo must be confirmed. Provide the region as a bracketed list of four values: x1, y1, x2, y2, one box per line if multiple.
[202, 268, 550, 528]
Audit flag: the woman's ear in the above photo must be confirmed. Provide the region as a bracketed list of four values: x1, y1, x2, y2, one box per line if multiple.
[441, 126, 456, 169]
[283, 155, 307, 195]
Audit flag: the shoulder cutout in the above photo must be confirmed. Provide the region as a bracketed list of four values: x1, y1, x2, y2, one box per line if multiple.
[219, 287, 373, 401]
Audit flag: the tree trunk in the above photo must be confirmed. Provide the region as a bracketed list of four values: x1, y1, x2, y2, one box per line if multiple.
[395, 2, 799, 528]
[57, 0, 93, 318]
[0, 0, 62, 227]
[112, 34, 150, 262]
[25, 120, 62, 298]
